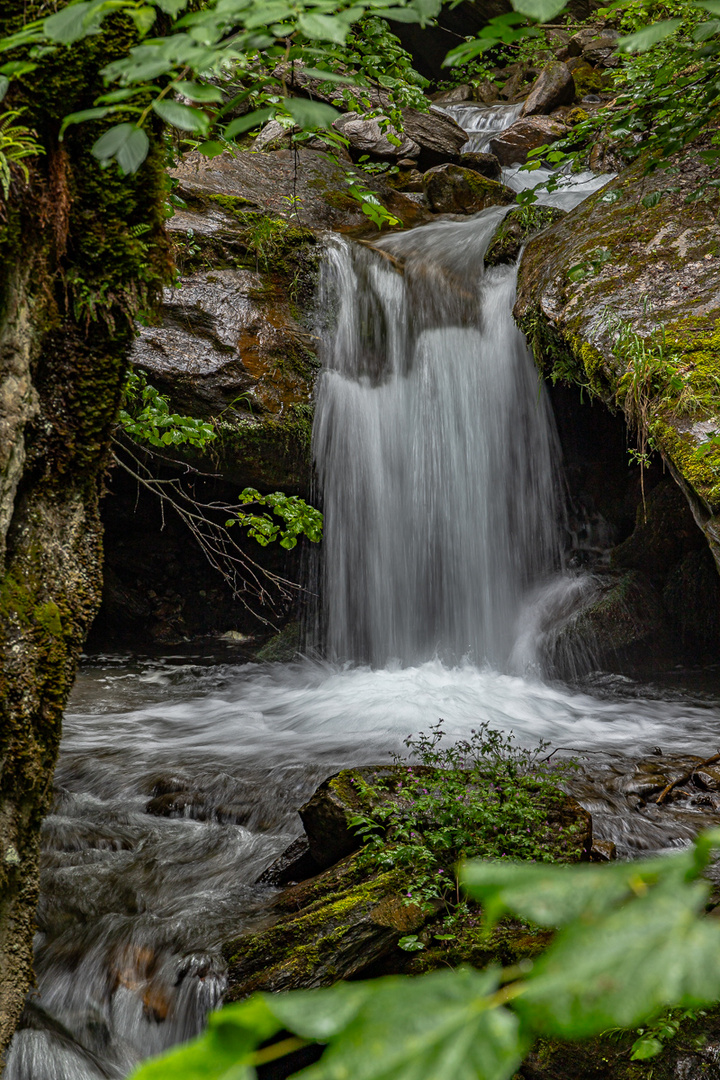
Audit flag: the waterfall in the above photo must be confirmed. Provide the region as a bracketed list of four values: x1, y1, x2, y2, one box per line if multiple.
[312, 208, 562, 669]
[442, 102, 523, 153]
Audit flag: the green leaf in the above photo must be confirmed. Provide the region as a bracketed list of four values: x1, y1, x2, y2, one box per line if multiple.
[59, 106, 111, 139]
[299, 67, 358, 84]
[0, 74, 8, 102]
[617, 18, 683, 52]
[224, 107, 275, 138]
[510, 0, 568, 20]
[92, 122, 136, 162]
[116, 126, 150, 174]
[152, 99, 209, 132]
[693, 18, 720, 39]
[283, 96, 340, 129]
[373, 7, 423, 20]
[196, 139, 225, 157]
[43, 1, 93, 44]
[516, 880, 720, 1039]
[152, 0, 188, 14]
[631, 1036, 664, 1060]
[297, 12, 353, 43]
[175, 80, 224, 103]
[411, 0, 443, 19]
[695, 0, 720, 13]
[284, 969, 527, 1080]
[130, 5, 156, 36]
[461, 852, 694, 930]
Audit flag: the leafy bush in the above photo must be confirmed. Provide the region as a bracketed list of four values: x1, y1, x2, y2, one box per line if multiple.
[348, 721, 577, 915]
[118, 371, 216, 449]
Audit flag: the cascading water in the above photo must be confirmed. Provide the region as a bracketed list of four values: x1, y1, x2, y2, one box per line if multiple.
[443, 102, 523, 153]
[313, 209, 562, 668]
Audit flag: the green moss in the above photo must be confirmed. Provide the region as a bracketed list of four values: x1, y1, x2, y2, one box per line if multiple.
[571, 62, 605, 97]
[211, 406, 314, 493]
[485, 206, 565, 268]
[651, 419, 720, 508]
[33, 602, 63, 639]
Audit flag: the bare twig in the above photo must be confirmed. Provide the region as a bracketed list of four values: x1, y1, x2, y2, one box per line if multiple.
[112, 438, 315, 627]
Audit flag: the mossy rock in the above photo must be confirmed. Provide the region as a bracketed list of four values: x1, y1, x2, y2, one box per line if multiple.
[254, 621, 302, 662]
[485, 206, 566, 268]
[571, 61, 606, 98]
[223, 766, 592, 1001]
[543, 570, 669, 677]
[423, 164, 515, 214]
[514, 140, 720, 575]
[223, 854, 425, 999]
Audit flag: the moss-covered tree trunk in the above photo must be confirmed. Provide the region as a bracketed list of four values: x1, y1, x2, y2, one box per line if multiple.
[0, 2, 169, 1058]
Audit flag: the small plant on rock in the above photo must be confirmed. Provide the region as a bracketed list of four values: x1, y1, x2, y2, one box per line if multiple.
[349, 721, 579, 916]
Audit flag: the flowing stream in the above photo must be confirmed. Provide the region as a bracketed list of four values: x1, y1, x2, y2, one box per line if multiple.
[7, 104, 720, 1080]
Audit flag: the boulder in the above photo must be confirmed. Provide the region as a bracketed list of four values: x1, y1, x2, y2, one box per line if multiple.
[431, 84, 473, 104]
[422, 164, 514, 214]
[400, 106, 468, 168]
[489, 116, 568, 165]
[254, 119, 292, 152]
[256, 836, 320, 886]
[473, 79, 500, 105]
[172, 147, 429, 234]
[459, 150, 502, 180]
[146, 791, 252, 825]
[521, 62, 575, 117]
[224, 764, 592, 1001]
[514, 143, 720, 575]
[333, 112, 420, 160]
[298, 767, 383, 868]
[539, 570, 670, 677]
[224, 853, 427, 999]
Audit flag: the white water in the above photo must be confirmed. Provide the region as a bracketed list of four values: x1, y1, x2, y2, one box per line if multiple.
[444, 102, 523, 153]
[8, 101, 720, 1080]
[313, 209, 561, 668]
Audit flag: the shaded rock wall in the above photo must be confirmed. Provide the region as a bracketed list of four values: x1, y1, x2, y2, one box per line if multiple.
[0, 6, 169, 1056]
[515, 143, 720, 576]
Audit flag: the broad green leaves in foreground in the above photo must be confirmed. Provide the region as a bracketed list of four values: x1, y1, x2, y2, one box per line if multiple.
[131, 829, 720, 1080]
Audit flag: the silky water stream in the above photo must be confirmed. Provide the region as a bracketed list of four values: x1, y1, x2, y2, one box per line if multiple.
[7, 107, 720, 1079]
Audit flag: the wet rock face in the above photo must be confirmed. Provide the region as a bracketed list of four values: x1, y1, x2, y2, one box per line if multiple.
[514, 142, 720, 576]
[422, 164, 514, 213]
[489, 116, 568, 165]
[401, 106, 468, 168]
[172, 147, 430, 234]
[132, 267, 314, 419]
[521, 61, 575, 117]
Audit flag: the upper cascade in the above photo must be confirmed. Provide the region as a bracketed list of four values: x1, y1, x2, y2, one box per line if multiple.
[312, 208, 562, 668]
